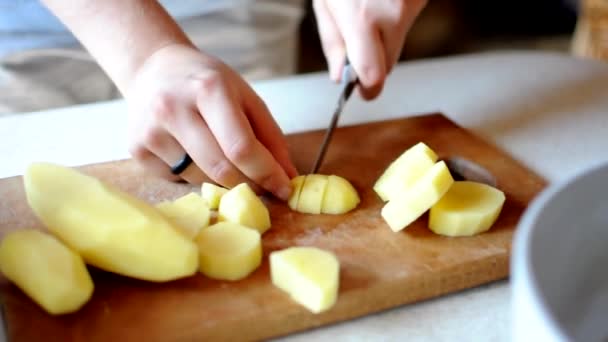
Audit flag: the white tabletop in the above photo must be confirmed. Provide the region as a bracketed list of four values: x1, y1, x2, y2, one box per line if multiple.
[1, 50, 608, 341]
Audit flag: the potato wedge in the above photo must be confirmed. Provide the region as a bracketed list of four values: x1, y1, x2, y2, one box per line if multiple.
[270, 246, 340, 314]
[23, 163, 198, 282]
[195, 222, 262, 281]
[0, 229, 94, 315]
[157, 192, 210, 239]
[429, 181, 505, 236]
[381, 161, 454, 232]
[218, 183, 271, 234]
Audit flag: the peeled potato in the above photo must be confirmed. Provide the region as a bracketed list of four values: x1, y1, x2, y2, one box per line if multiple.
[157, 192, 210, 239]
[0, 229, 94, 315]
[429, 181, 506, 236]
[287, 175, 306, 211]
[297, 174, 328, 215]
[321, 175, 360, 214]
[218, 183, 271, 234]
[23, 163, 199, 282]
[381, 161, 454, 232]
[195, 222, 262, 281]
[373, 142, 438, 202]
[288, 174, 360, 215]
[201, 182, 228, 210]
[270, 246, 340, 314]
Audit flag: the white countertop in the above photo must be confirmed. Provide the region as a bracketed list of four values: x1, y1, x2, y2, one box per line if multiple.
[1, 50, 608, 341]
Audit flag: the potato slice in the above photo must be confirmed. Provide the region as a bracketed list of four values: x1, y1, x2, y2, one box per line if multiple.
[0, 229, 94, 315]
[429, 181, 505, 236]
[195, 222, 262, 281]
[320, 175, 360, 214]
[296, 174, 328, 214]
[156, 192, 210, 239]
[23, 163, 198, 282]
[287, 175, 306, 211]
[373, 142, 438, 202]
[218, 183, 271, 234]
[381, 161, 454, 232]
[270, 246, 340, 314]
[201, 182, 228, 210]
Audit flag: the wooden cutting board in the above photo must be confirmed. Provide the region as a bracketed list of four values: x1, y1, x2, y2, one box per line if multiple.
[0, 113, 546, 341]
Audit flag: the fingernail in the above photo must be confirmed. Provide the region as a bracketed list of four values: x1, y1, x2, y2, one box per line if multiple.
[277, 185, 292, 201]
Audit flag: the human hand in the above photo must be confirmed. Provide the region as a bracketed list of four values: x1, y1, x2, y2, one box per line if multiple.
[313, 0, 427, 99]
[126, 44, 298, 201]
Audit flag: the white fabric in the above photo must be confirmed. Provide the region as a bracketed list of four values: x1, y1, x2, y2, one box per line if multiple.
[0, 0, 306, 114]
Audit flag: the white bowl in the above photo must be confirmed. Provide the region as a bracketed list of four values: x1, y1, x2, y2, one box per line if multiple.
[511, 162, 608, 341]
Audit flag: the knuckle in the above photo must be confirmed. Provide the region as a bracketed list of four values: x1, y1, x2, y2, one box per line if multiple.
[128, 144, 149, 161]
[256, 172, 277, 191]
[150, 93, 177, 124]
[208, 160, 235, 184]
[226, 138, 255, 164]
[358, 6, 377, 26]
[191, 72, 223, 94]
[141, 127, 164, 151]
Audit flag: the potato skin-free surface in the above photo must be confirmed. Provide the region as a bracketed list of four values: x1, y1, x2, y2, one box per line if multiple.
[23, 163, 199, 282]
[0, 229, 94, 315]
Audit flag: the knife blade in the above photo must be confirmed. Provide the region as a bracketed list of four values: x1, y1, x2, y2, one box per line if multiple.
[310, 59, 358, 174]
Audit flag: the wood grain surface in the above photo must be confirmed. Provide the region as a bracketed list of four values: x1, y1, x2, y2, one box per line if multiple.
[0, 113, 547, 341]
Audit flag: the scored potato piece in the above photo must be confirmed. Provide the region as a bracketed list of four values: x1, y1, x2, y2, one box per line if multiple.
[296, 174, 329, 214]
[381, 161, 454, 232]
[287, 175, 306, 211]
[156, 192, 211, 239]
[195, 222, 262, 281]
[270, 246, 340, 314]
[218, 183, 271, 234]
[429, 181, 506, 237]
[0, 229, 94, 315]
[201, 182, 228, 210]
[373, 142, 438, 202]
[23, 162, 199, 282]
[320, 175, 360, 214]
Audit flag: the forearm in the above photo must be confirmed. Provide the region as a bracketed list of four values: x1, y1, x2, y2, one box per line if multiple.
[42, 0, 193, 95]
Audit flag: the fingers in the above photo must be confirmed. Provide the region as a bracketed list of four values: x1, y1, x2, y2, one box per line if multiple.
[161, 104, 257, 192]
[136, 124, 205, 184]
[379, 0, 427, 73]
[193, 75, 293, 201]
[313, 0, 346, 82]
[240, 82, 299, 179]
[324, 2, 387, 100]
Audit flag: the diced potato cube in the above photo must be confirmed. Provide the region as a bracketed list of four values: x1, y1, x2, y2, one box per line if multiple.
[429, 181, 506, 236]
[373, 142, 438, 202]
[156, 192, 210, 239]
[381, 161, 454, 232]
[201, 182, 228, 210]
[23, 163, 199, 282]
[287, 175, 306, 211]
[321, 175, 360, 214]
[195, 222, 262, 281]
[296, 174, 328, 214]
[218, 183, 271, 234]
[0, 229, 94, 315]
[270, 246, 340, 314]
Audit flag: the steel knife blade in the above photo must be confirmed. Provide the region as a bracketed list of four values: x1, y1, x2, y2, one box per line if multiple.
[309, 59, 358, 174]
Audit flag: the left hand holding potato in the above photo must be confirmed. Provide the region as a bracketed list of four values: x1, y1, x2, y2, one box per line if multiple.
[313, 0, 427, 99]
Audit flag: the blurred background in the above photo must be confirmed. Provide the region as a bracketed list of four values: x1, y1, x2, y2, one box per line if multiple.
[297, 0, 607, 74]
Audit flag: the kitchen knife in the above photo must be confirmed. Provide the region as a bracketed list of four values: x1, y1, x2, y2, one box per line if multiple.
[310, 59, 358, 174]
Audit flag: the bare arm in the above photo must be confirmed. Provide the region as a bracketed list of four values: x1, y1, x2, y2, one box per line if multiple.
[42, 0, 193, 95]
